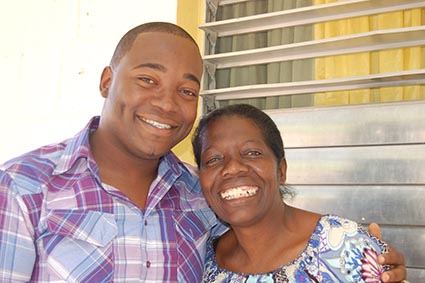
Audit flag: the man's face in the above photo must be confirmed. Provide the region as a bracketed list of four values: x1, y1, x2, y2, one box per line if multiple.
[99, 32, 203, 160]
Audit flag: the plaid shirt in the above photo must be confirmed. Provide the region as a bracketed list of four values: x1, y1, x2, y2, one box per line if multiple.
[0, 117, 220, 282]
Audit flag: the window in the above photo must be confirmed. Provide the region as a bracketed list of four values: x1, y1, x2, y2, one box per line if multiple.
[200, 0, 425, 112]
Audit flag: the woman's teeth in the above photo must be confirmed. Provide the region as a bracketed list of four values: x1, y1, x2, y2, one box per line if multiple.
[143, 118, 172, 129]
[220, 186, 258, 200]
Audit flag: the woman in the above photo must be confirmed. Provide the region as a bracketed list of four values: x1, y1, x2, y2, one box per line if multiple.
[192, 104, 400, 282]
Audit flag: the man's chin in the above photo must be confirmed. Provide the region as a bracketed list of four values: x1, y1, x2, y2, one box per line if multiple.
[136, 145, 173, 160]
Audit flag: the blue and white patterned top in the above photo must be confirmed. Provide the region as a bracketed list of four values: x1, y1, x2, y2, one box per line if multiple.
[202, 214, 388, 283]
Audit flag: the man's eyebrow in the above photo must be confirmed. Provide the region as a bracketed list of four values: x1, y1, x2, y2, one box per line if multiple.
[184, 73, 200, 86]
[133, 63, 200, 86]
[133, 63, 166, 72]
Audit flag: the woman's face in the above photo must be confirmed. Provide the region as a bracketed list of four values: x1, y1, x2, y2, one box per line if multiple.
[199, 115, 287, 227]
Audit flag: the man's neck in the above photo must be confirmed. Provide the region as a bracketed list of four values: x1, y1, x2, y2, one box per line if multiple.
[89, 130, 161, 209]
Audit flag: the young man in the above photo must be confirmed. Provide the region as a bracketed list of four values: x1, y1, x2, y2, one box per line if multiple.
[0, 22, 406, 282]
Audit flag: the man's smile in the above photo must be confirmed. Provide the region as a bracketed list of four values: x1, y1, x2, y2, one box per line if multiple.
[140, 117, 174, 129]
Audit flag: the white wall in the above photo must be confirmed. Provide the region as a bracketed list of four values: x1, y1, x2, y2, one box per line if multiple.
[0, 0, 177, 163]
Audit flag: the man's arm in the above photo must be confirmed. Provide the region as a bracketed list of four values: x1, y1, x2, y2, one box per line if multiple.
[0, 171, 36, 282]
[368, 223, 407, 283]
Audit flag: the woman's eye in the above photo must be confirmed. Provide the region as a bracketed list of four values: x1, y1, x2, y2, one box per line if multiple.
[246, 150, 261, 157]
[204, 156, 222, 165]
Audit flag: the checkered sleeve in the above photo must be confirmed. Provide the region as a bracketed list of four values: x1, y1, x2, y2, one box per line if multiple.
[0, 170, 36, 282]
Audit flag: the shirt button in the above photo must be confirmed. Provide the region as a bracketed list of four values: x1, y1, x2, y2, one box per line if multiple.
[146, 261, 151, 268]
[144, 220, 148, 226]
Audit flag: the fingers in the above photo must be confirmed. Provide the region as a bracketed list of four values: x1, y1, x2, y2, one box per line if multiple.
[367, 224, 407, 282]
[378, 245, 405, 266]
[368, 222, 382, 240]
[379, 245, 407, 282]
[381, 267, 407, 282]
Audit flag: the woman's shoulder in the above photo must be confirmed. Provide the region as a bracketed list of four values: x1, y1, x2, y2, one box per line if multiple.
[314, 214, 371, 240]
[309, 214, 388, 263]
[300, 214, 389, 282]
[317, 214, 359, 232]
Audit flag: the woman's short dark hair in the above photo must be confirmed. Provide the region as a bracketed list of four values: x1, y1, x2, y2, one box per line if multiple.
[192, 104, 285, 169]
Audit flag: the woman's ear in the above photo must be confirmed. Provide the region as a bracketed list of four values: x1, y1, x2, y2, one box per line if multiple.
[279, 158, 287, 185]
[99, 66, 113, 98]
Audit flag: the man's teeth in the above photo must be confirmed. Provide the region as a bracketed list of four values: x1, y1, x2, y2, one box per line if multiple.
[220, 186, 258, 200]
[143, 118, 172, 129]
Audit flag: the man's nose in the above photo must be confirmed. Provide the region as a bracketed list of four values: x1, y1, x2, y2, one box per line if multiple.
[151, 87, 178, 112]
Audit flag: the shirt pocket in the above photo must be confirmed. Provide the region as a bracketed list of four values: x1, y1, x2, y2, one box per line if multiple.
[40, 209, 117, 282]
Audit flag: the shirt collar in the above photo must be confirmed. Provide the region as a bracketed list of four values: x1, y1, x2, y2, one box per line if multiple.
[51, 117, 200, 196]
[159, 152, 202, 193]
[53, 116, 100, 176]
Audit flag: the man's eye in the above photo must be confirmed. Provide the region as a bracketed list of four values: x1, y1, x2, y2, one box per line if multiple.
[180, 89, 198, 97]
[138, 77, 155, 84]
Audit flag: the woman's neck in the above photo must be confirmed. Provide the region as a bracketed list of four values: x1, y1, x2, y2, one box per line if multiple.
[216, 206, 321, 274]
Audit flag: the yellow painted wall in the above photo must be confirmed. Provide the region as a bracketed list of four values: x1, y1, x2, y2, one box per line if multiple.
[313, 0, 425, 106]
[173, 0, 205, 165]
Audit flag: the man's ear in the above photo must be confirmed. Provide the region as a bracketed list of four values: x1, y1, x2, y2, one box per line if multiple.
[99, 66, 113, 98]
[279, 158, 287, 185]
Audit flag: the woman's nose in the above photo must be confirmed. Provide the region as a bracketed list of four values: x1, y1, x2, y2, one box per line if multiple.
[221, 157, 249, 177]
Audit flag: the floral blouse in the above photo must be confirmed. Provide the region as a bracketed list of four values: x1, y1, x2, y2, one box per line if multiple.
[202, 214, 388, 283]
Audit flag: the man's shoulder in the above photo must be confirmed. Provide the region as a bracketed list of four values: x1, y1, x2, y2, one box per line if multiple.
[1, 116, 97, 185]
[0, 142, 67, 195]
[2, 142, 66, 173]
